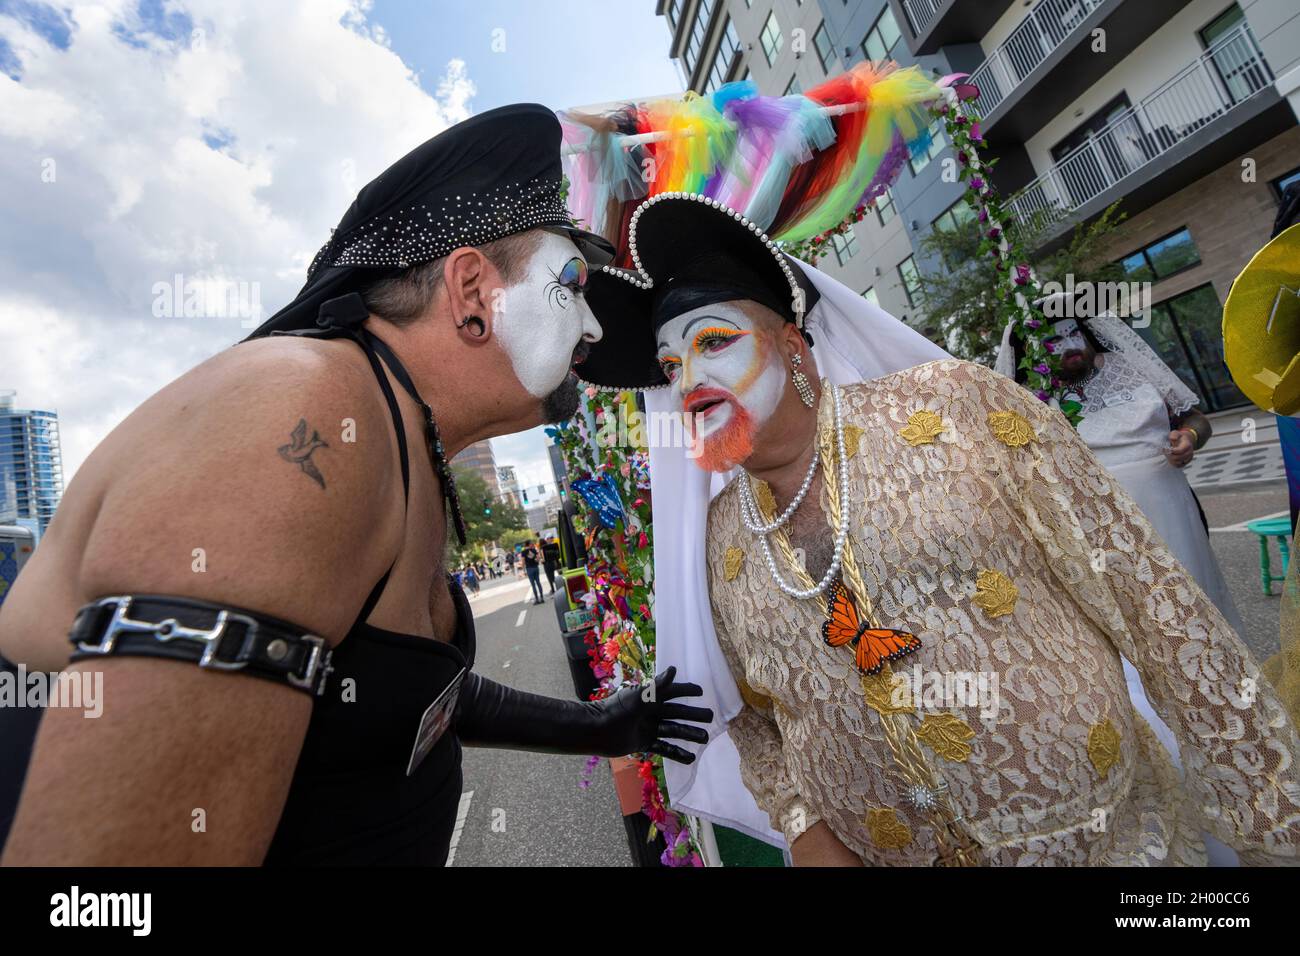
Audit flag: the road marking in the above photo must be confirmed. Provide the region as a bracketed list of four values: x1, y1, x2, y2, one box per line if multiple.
[502, 660, 511, 669]
[1209, 509, 1290, 533]
[515, 610, 527, 627]
[444, 789, 475, 866]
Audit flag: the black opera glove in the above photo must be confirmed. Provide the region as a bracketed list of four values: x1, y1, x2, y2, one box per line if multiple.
[454, 665, 713, 764]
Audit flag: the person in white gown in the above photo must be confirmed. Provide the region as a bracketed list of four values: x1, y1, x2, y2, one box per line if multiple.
[996, 310, 1245, 865]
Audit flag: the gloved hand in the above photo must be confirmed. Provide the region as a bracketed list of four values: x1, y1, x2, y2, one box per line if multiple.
[455, 665, 713, 763]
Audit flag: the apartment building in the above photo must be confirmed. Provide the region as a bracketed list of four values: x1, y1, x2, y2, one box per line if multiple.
[658, 0, 1300, 411]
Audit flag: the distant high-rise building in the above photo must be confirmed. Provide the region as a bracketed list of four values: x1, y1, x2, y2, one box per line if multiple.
[496, 464, 522, 508]
[0, 390, 64, 538]
[451, 440, 501, 498]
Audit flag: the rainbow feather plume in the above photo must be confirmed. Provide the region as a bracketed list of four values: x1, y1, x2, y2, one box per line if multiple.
[558, 62, 943, 258]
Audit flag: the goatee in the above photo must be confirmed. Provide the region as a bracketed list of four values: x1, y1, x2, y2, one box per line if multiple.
[692, 402, 757, 473]
[541, 372, 581, 424]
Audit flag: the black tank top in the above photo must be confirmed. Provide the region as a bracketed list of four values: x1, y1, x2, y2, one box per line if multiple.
[0, 327, 474, 866]
[263, 324, 474, 866]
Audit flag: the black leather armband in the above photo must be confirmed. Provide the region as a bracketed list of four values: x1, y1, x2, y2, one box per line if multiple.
[68, 595, 333, 697]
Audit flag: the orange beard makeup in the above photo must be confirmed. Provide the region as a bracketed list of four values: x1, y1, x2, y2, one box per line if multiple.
[657, 302, 788, 473]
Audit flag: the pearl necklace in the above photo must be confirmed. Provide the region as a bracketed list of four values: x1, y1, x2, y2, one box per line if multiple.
[738, 384, 850, 600]
[739, 437, 820, 534]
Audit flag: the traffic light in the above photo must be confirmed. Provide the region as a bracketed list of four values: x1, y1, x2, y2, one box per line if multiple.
[482, 496, 492, 517]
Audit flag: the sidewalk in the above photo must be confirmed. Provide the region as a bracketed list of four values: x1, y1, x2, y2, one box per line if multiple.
[1183, 407, 1286, 490]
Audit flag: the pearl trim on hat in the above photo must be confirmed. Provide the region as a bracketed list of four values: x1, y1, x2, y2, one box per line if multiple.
[582, 192, 805, 393]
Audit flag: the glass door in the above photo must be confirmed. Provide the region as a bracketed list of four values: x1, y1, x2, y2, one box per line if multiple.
[1136, 284, 1247, 412]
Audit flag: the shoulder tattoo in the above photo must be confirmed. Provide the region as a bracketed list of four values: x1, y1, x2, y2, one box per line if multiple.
[278, 418, 330, 489]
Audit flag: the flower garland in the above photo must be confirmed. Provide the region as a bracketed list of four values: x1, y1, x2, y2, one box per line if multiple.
[936, 84, 1082, 424]
[551, 387, 703, 867]
[776, 79, 1083, 425]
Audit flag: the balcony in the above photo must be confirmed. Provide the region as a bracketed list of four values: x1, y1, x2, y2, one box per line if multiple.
[966, 0, 1192, 141]
[899, 0, 1015, 57]
[1008, 24, 1283, 245]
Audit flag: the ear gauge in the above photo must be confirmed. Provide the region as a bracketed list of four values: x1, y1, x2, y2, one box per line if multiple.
[791, 353, 815, 407]
[456, 315, 486, 337]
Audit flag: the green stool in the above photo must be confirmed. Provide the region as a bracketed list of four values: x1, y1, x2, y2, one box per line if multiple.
[1246, 517, 1292, 595]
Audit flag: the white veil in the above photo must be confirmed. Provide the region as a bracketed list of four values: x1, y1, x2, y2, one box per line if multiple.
[648, 261, 950, 844]
[993, 302, 1200, 415]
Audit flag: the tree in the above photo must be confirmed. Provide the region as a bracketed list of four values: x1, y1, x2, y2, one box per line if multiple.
[914, 202, 1129, 366]
[445, 466, 529, 565]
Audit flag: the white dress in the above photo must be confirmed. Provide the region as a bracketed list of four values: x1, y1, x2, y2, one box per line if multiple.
[1072, 351, 1244, 865]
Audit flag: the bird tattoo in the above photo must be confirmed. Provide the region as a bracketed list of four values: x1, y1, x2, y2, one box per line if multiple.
[279, 418, 329, 489]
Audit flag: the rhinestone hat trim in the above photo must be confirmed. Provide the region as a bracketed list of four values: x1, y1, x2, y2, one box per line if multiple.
[307, 177, 575, 281]
[581, 192, 805, 393]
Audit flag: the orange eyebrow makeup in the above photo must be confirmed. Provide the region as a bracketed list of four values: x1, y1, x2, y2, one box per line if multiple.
[691, 326, 750, 353]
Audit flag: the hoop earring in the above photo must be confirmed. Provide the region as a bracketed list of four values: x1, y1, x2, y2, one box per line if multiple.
[791, 353, 815, 408]
[457, 315, 485, 337]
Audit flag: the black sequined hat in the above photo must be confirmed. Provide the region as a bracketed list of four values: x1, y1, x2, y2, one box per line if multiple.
[246, 103, 614, 339]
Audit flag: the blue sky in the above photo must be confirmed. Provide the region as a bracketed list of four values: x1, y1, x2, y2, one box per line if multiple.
[0, 0, 683, 490]
[368, 0, 683, 490]
[371, 0, 681, 112]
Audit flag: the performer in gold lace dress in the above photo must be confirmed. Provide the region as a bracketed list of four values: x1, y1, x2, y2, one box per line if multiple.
[582, 193, 1300, 866]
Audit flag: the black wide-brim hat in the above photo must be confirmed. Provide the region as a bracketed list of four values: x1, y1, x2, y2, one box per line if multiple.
[578, 193, 819, 390]
[246, 102, 614, 340]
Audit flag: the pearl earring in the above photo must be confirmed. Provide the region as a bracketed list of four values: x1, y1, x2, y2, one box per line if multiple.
[791, 354, 815, 407]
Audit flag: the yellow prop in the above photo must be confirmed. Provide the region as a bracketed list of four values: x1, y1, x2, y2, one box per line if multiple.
[1222, 223, 1300, 414]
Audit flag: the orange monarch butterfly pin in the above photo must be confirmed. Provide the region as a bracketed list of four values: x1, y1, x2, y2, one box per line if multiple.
[821, 581, 921, 675]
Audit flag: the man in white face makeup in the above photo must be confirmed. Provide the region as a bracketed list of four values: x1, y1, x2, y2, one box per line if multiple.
[0, 104, 713, 867]
[582, 193, 1300, 867]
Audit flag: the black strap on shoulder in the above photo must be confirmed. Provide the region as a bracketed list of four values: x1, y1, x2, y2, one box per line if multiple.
[68, 595, 333, 697]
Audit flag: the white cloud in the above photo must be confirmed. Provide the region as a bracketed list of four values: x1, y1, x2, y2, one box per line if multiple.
[0, 0, 476, 477]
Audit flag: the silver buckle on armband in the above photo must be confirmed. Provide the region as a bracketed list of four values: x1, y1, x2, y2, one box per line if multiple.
[75, 596, 331, 694]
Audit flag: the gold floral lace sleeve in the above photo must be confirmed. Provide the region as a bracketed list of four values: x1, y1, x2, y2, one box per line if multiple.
[707, 547, 823, 848]
[974, 363, 1300, 864]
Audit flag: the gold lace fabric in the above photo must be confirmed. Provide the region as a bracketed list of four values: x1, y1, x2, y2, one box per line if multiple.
[705, 359, 1300, 866]
[1264, 555, 1300, 729]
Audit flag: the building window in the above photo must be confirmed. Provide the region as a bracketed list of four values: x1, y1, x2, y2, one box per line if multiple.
[909, 119, 946, 176]
[784, 75, 802, 96]
[1271, 166, 1300, 202]
[683, 0, 714, 74]
[666, 0, 681, 30]
[861, 6, 902, 61]
[898, 256, 922, 307]
[831, 229, 859, 265]
[706, 17, 741, 91]
[863, 287, 879, 308]
[1141, 284, 1246, 411]
[814, 23, 834, 73]
[933, 199, 977, 267]
[761, 11, 783, 66]
[1117, 228, 1201, 283]
[875, 188, 896, 226]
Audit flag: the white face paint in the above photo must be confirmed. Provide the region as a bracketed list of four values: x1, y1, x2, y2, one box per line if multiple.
[1046, 318, 1087, 354]
[494, 231, 603, 398]
[656, 302, 786, 441]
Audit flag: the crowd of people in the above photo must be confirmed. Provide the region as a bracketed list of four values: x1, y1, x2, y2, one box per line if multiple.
[453, 536, 563, 605]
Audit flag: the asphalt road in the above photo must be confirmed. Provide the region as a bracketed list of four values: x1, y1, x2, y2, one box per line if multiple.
[449, 574, 631, 867]
[1199, 479, 1290, 663]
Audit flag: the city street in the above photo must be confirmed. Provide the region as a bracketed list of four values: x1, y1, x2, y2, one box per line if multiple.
[450, 575, 631, 867]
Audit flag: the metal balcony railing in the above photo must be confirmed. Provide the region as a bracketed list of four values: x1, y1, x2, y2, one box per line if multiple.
[1007, 24, 1273, 228]
[901, 0, 944, 37]
[969, 0, 1104, 115]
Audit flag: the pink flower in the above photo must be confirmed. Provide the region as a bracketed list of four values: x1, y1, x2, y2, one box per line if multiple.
[1014, 264, 1031, 285]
